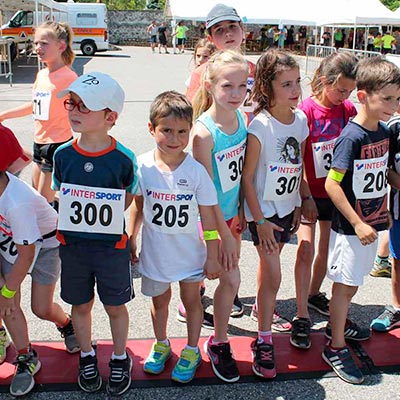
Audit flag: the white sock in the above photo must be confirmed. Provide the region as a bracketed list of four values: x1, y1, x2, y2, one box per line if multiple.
[157, 338, 170, 346]
[81, 348, 95, 358]
[111, 351, 127, 360]
[185, 345, 199, 353]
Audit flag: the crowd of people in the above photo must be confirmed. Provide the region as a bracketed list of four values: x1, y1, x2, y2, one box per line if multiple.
[1, 2, 400, 397]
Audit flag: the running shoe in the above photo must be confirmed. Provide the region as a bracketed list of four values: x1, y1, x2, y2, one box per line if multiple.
[325, 319, 371, 341]
[250, 304, 292, 332]
[57, 316, 80, 354]
[10, 349, 41, 397]
[203, 335, 239, 383]
[370, 305, 400, 331]
[290, 317, 312, 349]
[177, 304, 214, 329]
[251, 340, 276, 379]
[308, 292, 330, 316]
[322, 345, 364, 384]
[107, 355, 132, 396]
[230, 295, 244, 318]
[370, 257, 392, 278]
[78, 354, 102, 393]
[171, 348, 202, 383]
[143, 341, 171, 374]
[0, 328, 10, 364]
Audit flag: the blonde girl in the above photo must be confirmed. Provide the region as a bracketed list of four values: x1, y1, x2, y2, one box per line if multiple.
[0, 21, 77, 206]
[294, 52, 358, 328]
[191, 49, 249, 383]
[242, 49, 308, 378]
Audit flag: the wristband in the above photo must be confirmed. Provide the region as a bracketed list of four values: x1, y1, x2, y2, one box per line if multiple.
[328, 169, 345, 182]
[203, 230, 219, 241]
[256, 218, 266, 225]
[1, 284, 16, 299]
[302, 196, 313, 201]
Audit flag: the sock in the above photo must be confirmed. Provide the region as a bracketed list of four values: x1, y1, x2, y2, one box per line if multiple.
[111, 351, 127, 360]
[258, 331, 273, 345]
[328, 342, 344, 351]
[185, 345, 199, 353]
[81, 348, 95, 358]
[393, 305, 400, 312]
[57, 315, 70, 329]
[376, 255, 389, 263]
[157, 338, 170, 346]
[211, 337, 228, 345]
[18, 343, 32, 355]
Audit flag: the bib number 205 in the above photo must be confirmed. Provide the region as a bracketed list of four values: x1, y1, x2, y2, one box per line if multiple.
[152, 203, 189, 228]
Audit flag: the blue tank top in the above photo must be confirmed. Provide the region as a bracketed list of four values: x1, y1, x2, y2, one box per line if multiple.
[197, 110, 247, 220]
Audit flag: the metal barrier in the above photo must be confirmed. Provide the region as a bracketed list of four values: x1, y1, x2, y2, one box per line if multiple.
[0, 38, 13, 86]
[305, 45, 336, 78]
[338, 47, 381, 59]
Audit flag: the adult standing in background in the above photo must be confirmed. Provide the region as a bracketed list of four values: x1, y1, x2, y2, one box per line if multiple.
[174, 20, 189, 54]
[278, 26, 287, 48]
[158, 21, 169, 54]
[286, 25, 295, 51]
[147, 20, 158, 53]
[382, 30, 395, 54]
[298, 26, 307, 53]
[334, 28, 343, 49]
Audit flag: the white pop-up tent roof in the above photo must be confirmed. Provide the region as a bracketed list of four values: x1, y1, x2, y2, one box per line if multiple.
[165, 0, 400, 27]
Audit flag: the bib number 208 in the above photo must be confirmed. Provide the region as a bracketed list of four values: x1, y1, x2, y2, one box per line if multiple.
[70, 201, 112, 226]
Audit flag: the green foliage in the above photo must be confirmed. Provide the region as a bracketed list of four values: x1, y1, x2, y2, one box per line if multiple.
[380, 0, 400, 11]
[73, 0, 147, 10]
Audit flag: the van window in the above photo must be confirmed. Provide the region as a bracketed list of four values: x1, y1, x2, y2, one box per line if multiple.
[76, 13, 98, 26]
[10, 11, 34, 27]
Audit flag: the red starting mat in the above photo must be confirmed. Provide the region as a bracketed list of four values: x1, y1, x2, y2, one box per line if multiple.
[0, 331, 399, 391]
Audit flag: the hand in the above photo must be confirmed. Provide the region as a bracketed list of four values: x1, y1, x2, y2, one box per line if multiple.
[354, 221, 378, 245]
[203, 258, 223, 280]
[129, 240, 139, 264]
[301, 198, 318, 223]
[290, 207, 302, 234]
[256, 220, 284, 254]
[0, 295, 16, 318]
[218, 234, 239, 272]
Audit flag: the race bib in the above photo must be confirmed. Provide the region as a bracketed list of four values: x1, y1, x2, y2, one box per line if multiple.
[32, 90, 51, 121]
[0, 232, 42, 273]
[312, 138, 336, 178]
[352, 155, 388, 199]
[143, 188, 198, 234]
[263, 162, 302, 201]
[241, 77, 254, 113]
[214, 138, 246, 193]
[58, 183, 125, 235]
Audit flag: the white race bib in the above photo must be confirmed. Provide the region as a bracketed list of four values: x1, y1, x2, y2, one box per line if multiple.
[241, 77, 254, 113]
[352, 154, 388, 199]
[0, 232, 42, 273]
[58, 183, 125, 235]
[143, 188, 198, 234]
[214, 138, 246, 193]
[312, 138, 336, 178]
[263, 162, 302, 201]
[32, 90, 51, 121]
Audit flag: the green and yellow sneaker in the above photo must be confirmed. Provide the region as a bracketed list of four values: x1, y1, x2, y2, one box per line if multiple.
[171, 348, 202, 383]
[143, 341, 171, 374]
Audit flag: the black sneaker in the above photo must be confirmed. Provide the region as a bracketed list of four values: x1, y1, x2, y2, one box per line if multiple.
[203, 335, 239, 383]
[57, 317, 80, 354]
[107, 355, 132, 396]
[78, 354, 102, 393]
[325, 319, 371, 341]
[230, 295, 244, 318]
[308, 292, 330, 316]
[251, 340, 276, 379]
[322, 345, 364, 384]
[177, 305, 214, 330]
[10, 349, 41, 397]
[290, 317, 312, 349]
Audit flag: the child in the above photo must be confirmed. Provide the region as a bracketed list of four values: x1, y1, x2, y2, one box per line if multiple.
[371, 111, 400, 331]
[293, 52, 358, 348]
[0, 21, 77, 206]
[324, 57, 400, 384]
[242, 49, 308, 378]
[0, 128, 78, 397]
[129, 91, 220, 383]
[52, 72, 138, 396]
[158, 21, 170, 54]
[370, 231, 392, 277]
[191, 49, 249, 383]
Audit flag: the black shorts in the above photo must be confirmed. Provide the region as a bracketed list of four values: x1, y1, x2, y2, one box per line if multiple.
[301, 197, 333, 223]
[159, 36, 167, 45]
[59, 241, 134, 306]
[33, 138, 72, 172]
[177, 38, 185, 45]
[248, 211, 294, 246]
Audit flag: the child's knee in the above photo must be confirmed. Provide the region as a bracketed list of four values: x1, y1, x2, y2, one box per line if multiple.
[31, 303, 52, 320]
[219, 271, 240, 292]
[73, 302, 93, 315]
[104, 304, 128, 318]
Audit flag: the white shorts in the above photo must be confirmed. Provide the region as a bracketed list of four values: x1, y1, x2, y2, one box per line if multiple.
[141, 272, 204, 297]
[327, 230, 378, 286]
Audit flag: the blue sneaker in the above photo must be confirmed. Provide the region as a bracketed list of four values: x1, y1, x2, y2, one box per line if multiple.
[143, 341, 171, 374]
[171, 348, 201, 383]
[371, 305, 400, 332]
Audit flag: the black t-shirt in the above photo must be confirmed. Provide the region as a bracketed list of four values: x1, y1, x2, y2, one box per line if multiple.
[158, 26, 167, 40]
[331, 121, 389, 235]
[388, 116, 400, 219]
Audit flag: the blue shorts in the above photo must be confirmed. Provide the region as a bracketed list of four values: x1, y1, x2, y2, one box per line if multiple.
[389, 219, 400, 260]
[59, 241, 134, 306]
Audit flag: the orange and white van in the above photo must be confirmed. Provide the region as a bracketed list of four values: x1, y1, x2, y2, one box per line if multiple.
[1, 1, 109, 56]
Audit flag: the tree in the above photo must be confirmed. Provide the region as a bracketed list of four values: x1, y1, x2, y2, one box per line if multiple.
[380, 0, 400, 11]
[72, 0, 166, 10]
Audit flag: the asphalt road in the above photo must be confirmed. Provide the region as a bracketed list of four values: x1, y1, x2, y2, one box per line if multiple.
[0, 46, 398, 400]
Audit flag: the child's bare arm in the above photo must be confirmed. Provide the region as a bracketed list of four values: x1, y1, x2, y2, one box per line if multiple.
[128, 195, 143, 263]
[388, 168, 400, 190]
[325, 168, 378, 245]
[0, 102, 32, 122]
